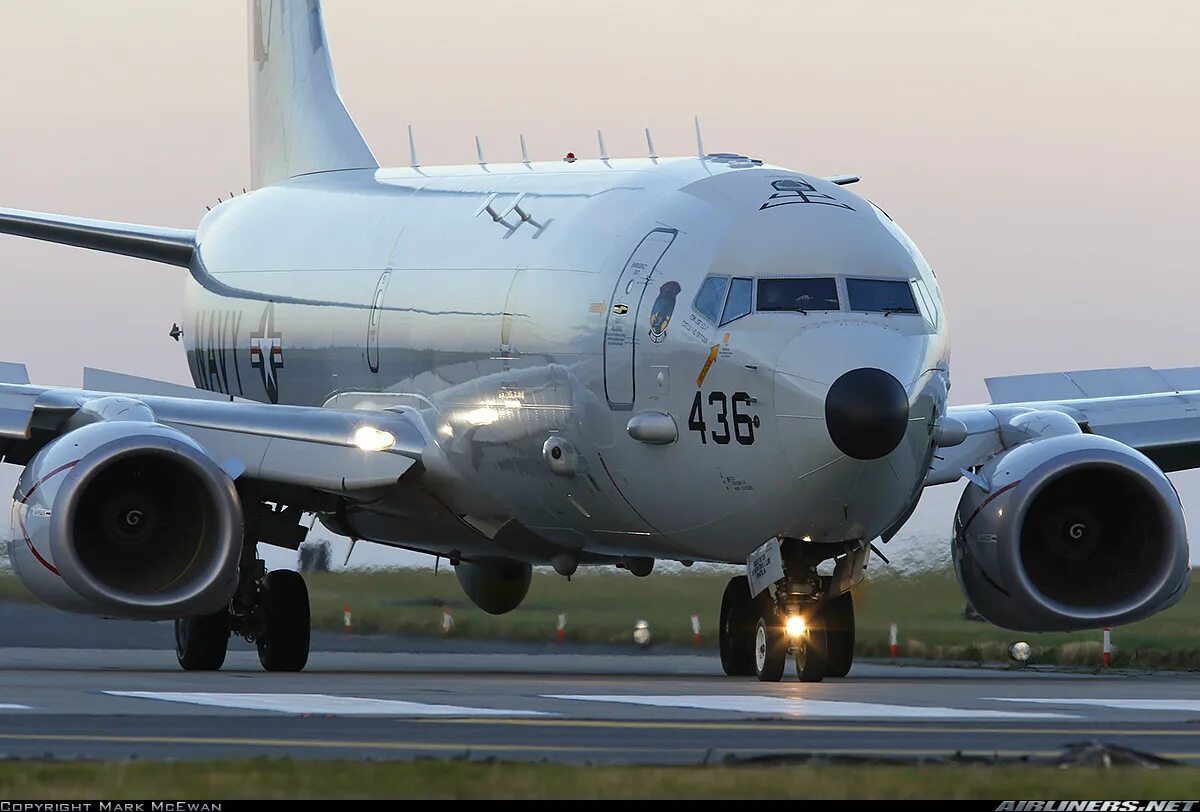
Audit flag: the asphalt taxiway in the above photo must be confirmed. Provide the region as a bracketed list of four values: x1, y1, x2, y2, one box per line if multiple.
[2, 601, 1198, 763]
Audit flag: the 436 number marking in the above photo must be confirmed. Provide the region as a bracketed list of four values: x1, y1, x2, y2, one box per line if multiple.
[688, 391, 758, 445]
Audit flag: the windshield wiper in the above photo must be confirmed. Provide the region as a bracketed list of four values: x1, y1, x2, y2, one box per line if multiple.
[880, 306, 914, 317]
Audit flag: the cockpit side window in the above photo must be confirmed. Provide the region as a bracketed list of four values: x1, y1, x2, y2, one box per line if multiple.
[757, 278, 840, 312]
[694, 275, 730, 323]
[913, 278, 939, 327]
[720, 277, 753, 325]
[846, 278, 918, 314]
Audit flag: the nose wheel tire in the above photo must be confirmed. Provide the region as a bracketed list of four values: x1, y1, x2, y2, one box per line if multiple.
[753, 610, 787, 682]
[823, 590, 855, 678]
[793, 614, 828, 683]
[719, 576, 756, 676]
[256, 570, 311, 672]
[174, 608, 230, 671]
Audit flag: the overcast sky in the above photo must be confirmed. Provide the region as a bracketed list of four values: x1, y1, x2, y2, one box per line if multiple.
[0, 1, 1196, 569]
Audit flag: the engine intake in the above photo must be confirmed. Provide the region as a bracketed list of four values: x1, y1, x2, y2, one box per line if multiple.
[8, 420, 242, 619]
[953, 432, 1189, 631]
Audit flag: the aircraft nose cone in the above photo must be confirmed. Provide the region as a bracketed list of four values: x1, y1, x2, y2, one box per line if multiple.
[824, 367, 909, 460]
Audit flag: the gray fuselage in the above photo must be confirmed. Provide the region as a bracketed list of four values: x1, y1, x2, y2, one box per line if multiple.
[182, 156, 950, 564]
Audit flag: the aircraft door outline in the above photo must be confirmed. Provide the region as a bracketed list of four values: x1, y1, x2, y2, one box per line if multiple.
[603, 229, 677, 408]
[367, 270, 391, 373]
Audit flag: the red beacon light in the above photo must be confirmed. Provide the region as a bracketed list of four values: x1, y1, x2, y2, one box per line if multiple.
[563, 152, 576, 163]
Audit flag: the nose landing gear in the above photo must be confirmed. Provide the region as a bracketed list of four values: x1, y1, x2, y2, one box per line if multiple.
[718, 545, 859, 682]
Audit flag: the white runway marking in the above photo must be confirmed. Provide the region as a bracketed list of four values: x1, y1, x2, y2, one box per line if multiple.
[546, 695, 1077, 719]
[988, 698, 1200, 713]
[103, 692, 550, 717]
[0, 704, 32, 711]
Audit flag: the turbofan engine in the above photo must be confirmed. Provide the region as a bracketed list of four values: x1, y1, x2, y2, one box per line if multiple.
[953, 426, 1189, 631]
[8, 415, 242, 619]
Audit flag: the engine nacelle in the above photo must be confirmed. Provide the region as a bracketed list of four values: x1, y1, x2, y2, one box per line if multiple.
[455, 556, 532, 615]
[953, 431, 1189, 631]
[8, 420, 242, 619]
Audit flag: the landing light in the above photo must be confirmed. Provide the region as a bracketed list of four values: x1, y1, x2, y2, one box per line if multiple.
[353, 426, 397, 452]
[785, 615, 806, 638]
[463, 407, 499, 427]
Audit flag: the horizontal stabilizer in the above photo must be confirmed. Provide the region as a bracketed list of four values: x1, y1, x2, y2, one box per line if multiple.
[0, 207, 195, 267]
[0, 362, 29, 385]
[987, 366, 1200, 404]
[82, 368, 238, 403]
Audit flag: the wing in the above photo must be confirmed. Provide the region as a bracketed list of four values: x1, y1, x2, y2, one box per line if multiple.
[0, 363, 426, 496]
[929, 365, 1200, 486]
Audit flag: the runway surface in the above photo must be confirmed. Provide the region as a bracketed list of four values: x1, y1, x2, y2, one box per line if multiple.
[2, 601, 1199, 764]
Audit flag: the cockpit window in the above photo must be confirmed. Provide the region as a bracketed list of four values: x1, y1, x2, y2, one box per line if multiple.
[720, 277, 753, 325]
[757, 278, 839, 312]
[694, 275, 729, 323]
[846, 278, 918, 314]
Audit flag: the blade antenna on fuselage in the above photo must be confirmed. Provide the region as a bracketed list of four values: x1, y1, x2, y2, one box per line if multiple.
[694, 116, 705, 157]
[408, 125, 419, 168]
[645, 127, 658, 161]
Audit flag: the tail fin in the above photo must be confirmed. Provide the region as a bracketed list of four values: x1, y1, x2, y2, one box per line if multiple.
[249, 0, 377, 189]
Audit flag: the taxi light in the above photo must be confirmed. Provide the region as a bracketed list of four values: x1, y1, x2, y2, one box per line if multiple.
[785, 615, 806, 638]
[353, 426, 396, 452]
[1008, 641, 1032, 663]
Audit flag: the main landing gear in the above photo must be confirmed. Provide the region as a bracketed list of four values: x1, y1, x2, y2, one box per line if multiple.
[719, 551, 857, 682]
[175, 544, 311, 672]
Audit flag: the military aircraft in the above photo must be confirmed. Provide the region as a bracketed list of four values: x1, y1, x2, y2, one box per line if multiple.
[0, 1, 1192, 681]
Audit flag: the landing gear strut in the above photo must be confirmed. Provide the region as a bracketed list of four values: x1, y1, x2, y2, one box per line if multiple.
[717, 541, 860, 682]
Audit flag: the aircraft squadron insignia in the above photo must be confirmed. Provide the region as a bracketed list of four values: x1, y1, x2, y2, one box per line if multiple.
[648, 281, 682, 344]
[760, 178, 855, 212]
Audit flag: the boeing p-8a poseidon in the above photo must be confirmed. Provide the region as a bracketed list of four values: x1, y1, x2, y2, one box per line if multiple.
[0, 1, 1192, 680]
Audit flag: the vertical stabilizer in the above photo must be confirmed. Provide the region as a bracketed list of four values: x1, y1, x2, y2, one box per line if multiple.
[249, 0, 377, 188]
